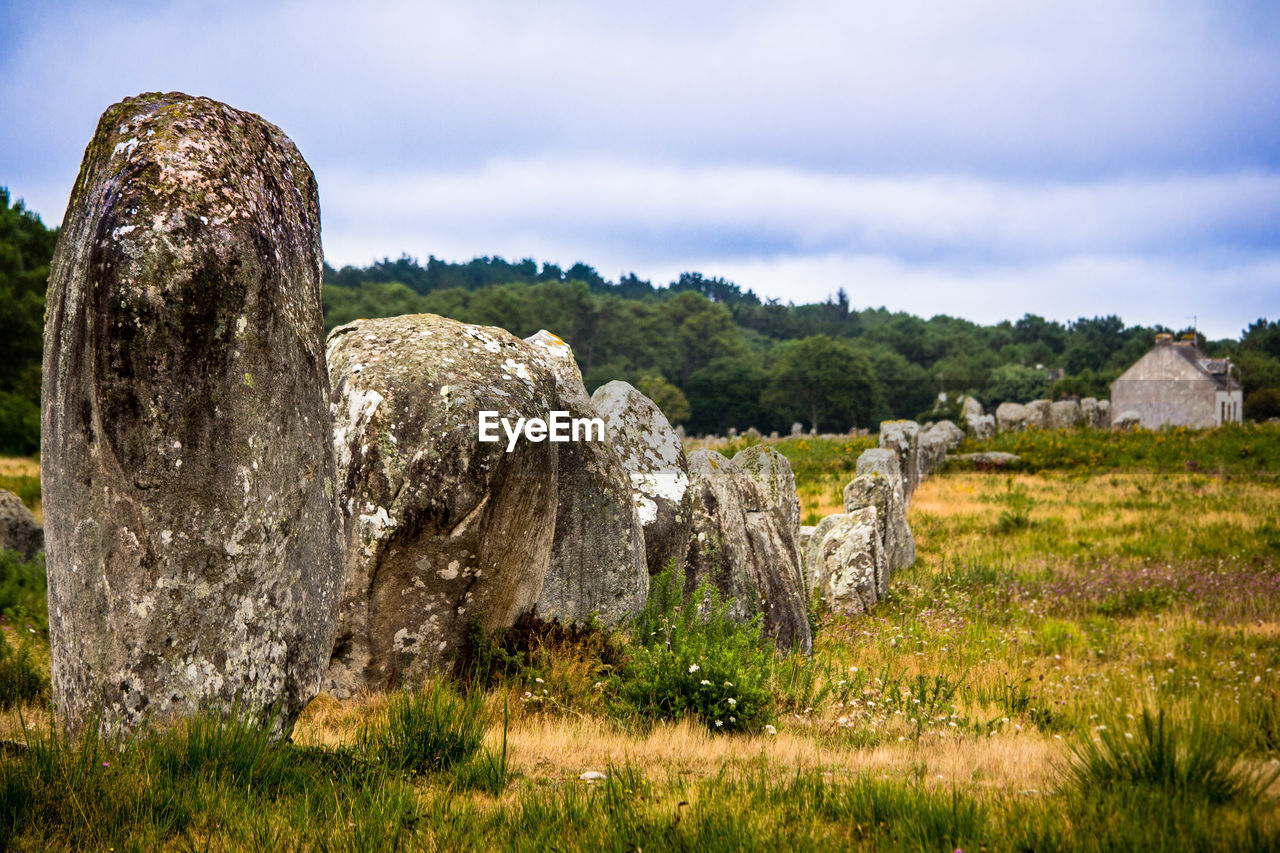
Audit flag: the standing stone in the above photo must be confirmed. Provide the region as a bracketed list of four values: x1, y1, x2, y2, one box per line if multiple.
[878, 420, 920, 501]
[1113, 410, 1142, 431]
[790, 422, 804, 436]
[917, 428, 949, 481]
[927, 420, 966, 451]
[843, 449, 914, 574]
[0, 489, 42, 560]
[968, 414, 996, 440]
[804, 513, 847, 593]
[524, 331, 647, 627]
[959, 395, 984, 422]
[996, 402, 1030, 432]
[1025, 399, 1052, 430]
[1081, 397, 1100, 428]
[808, 507, 884, 615]
[684, 450, 811, 654]
[1050, 400, 1083, 429]
[42, 93, 341, 737]
[1097, 399, 1112, 427]
[730, 444, 805, 594]
[592, 381, 692, 577]
[326, 315, 559, 696]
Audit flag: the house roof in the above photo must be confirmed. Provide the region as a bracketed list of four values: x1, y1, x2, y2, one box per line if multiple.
[1171, 344, 1241, 390]
[1113, 340, 1241, 390]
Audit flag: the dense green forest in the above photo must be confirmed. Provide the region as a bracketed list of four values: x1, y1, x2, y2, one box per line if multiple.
[322, 254, 1280, 433]
[2, 185, 1278, 454]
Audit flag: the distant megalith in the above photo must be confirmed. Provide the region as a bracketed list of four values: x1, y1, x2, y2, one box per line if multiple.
[1050, 400, 1082, 430]
[808, 508, 884, 615]
[844, 449, 914, 573]
[326, 315, 559, 696]
[591, 381, 692, 576]
[524, 331, 647, 627]
[731, 444, 805, 592]
[685, 450, 811, 654]
[996, 402, 1030, 432]
[878, 421, 921, 500]
[0, 489, 42, 560]
[41, 93, 341, 737]
[968, 413, 996, 440]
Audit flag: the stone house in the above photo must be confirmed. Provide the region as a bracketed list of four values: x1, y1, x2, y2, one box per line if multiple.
[1110, 333, 1243, 428]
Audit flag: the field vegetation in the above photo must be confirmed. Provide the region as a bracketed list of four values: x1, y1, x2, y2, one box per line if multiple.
[0, 425, 1278, 849]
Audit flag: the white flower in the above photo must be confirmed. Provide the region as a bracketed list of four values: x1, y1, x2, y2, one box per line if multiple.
[764, 724, 777, 735]
[723, 681, 733, 688]
[700, 679, 711, 686]
[730, 716, 736, 723]
[535, 677, 544, 684]
[727, 698, 737, 707]
[689, 664, 700, 673]
[715, 719, 723, 727]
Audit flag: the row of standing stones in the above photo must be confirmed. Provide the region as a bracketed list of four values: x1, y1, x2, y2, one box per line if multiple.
[40, 93, 843, 740]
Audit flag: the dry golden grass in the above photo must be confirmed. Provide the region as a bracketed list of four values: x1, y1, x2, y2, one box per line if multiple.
[0, 457, 38, 478]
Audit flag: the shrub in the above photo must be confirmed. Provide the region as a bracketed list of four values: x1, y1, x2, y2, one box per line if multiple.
[0, 629, 45, 709]
[0, 551, 47, 634]
[356, 681, 487, 775]
[1065, 708, 1280, 806]
[613, 564, 776, 733]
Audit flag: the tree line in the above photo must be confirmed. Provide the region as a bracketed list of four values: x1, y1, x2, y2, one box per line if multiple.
[2, 188, 1278, 454]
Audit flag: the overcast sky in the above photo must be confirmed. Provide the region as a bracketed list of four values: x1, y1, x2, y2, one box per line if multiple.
[2, 1, 1277, 338]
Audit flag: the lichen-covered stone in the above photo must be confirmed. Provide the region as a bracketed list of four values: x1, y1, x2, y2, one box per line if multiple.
[917, 428, 949, 481]
[1050, 400, 1082, 429]
[325, 315, 559, 696]
[0, 489, 42, 560]
[1025, 399, 1052, 430]
[967, 413, 996, 440]
[927, 420, 965, 451]
[685, 450, 811, 654]
[42, 93, 341, 737]
[591, 381, 692, 576]
[959, 395, 984, 421]
[730, 444, 804, 592]
[809, 508, 884, 615]
[843, 449, 914, 574]
[996, 402, 1030, 432]
[878, 420, 921, 502]
[524, 331, 646, 627]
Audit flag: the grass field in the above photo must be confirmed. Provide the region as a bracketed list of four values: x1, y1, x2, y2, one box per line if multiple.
[0, 426, 1278, 850]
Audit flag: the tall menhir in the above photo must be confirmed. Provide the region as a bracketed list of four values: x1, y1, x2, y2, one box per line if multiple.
[41, 93, 342, 737]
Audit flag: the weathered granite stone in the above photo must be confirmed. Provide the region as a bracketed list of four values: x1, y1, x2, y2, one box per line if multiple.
[684, 450, 811, 654]
[843, 449, 914, 573]
[1026, 399, 1052, 430]
[730, 444, 804, 592]
[1097, 399, 1111, 427]
[803, 514, 845, 593]
[954, 452, 1022, 467]
[790, 421, 803, 436]
[42, 93, 341, 737]
[959, 395, 984, 421]
[878, 420, 920, 501]
[0, 490, 42, 560]
[744, 426, 762, 440]
[1050, 400, 1082, 429]
[326, 314, 559, 696]
[591, 381, 692, 577]
[524, 331, 647, 627]
[1113, 410, 1141, 431]
[917, 428, 949, 481]
[928, 420, 965, 451]
[809, 507, 884, 615]
[996, 402, 1030, 432]
[1081, 397, 1101, 428]
[968, 413, 996, 440]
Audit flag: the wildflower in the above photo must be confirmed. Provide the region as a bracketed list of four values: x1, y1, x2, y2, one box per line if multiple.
[715, 719, 723, 728]
[535, 677, 544, 684]
[727, 697, 737, 707]
[700, 679, 711, 686]
[764, 724, 777, 735]
[689, 664, 700, 673]
[724, 681, 733, 688]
